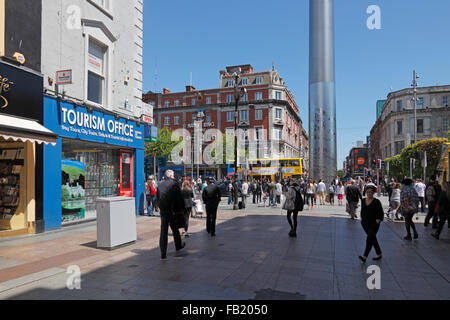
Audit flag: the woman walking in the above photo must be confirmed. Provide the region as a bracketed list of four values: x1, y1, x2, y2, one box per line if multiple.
[181, 181, 194, 238]
[431, 181, 450, 240]
[306, 179, 315, 210]
[358, 185, 384, 263]
[283, 179, 304, 238]
[400, 179, 420, 240]
[328, 181, 336, 206]
[336, 181, 345, 206]
[387, 183, 401, 220]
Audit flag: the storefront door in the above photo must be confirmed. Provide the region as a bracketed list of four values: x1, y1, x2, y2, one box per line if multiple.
[120, 150, 133, 197]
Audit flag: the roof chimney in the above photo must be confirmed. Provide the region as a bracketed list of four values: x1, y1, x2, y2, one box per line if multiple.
[163, 88, 170, 94]
[186, 85, 196, 92]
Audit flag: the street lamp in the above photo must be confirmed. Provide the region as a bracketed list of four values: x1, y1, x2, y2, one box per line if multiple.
[411, 71, 420, 144]
[232, 69, 247, 210]
[194, 111, 205, 180]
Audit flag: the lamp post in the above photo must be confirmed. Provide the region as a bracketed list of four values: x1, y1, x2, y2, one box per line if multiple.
[232, 69, 247, 210]
[412, 70, 419, 144]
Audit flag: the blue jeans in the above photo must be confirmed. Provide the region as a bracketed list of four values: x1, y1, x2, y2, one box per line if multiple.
[228, 191, 233, 204]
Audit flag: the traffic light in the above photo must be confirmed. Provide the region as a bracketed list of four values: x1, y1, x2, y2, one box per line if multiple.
[377, 159, 382, 170]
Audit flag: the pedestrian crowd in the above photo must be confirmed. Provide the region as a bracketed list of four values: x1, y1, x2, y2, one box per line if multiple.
[144, 172, 449, 262]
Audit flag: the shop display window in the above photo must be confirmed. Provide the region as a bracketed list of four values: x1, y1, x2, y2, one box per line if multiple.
[62, 140, 120, 223]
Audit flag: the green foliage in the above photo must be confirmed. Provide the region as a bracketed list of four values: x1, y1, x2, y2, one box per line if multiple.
[337, 170, 343, 178]
[385, 138, 447, 179]
[144, 127, 182, 158]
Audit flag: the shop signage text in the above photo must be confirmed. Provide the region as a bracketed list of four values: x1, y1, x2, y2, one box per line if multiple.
[56, 70, 73, 85]
[0, 75, 14, 109]
[61, 107, 142, 143]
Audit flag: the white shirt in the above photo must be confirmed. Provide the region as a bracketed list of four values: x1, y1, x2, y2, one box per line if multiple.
[318, 182, 326, 193]
[414, 182, 426, 197]
[336, 186, 345, 195]
[242, 183, 249, 195]
[276, 183, 282, 195]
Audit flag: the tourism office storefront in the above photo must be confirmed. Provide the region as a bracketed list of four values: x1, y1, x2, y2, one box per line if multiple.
[43, 95, 145, 230]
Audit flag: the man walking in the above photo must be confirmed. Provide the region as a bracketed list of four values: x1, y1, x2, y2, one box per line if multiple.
[317, 179, 326, 205]
[202, 178, 221, 237]
[414, 179, 426, 214]
[156, 170, 185, 260]
[241, 180, 249, 209]
[425, 175, 441, 228]
[346, 180, 363, 220]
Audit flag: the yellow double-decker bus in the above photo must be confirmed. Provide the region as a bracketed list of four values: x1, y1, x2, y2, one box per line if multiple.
[436, 142, 450, 184]
[228, 158, 304, 181]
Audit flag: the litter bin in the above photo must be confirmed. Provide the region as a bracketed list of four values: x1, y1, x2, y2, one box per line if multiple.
[96, 197, 137, 249]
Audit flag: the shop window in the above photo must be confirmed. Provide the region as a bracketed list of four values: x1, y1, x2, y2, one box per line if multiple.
[62, 140, 121, 223]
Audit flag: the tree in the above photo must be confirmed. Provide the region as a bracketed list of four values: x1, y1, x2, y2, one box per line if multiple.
[144, 127, 182, 158]
[385, 138, 446, 180]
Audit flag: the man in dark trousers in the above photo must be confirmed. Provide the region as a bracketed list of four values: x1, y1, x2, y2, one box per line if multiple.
[156, 170, 185, 260]
[346, 179, 363, 220]
[202, 178, 221, 237]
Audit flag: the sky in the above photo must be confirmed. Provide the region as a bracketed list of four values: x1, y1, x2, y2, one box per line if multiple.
[142, 0, 450, 169]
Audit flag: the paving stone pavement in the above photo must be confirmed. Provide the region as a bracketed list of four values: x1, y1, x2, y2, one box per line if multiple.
[0, 196, 449, 300]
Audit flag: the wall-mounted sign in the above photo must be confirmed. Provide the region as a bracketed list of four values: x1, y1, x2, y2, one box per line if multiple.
[88, 54, 102, 73]
[56, 70, 72, 85]
[0, 74, 14, 109]
[0, 62, 43, 121]
[141, 115, 153, 125]
[144, 125, 158, 142]
[13, 53, 26, 65]
[142, 102, 153, 118]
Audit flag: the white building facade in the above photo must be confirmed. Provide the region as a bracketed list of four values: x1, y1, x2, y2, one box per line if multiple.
[41, 0, 144, 120]
[378, 85, 450, 159]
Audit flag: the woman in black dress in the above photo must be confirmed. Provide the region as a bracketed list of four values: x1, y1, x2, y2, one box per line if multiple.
[359, 185, 384, 263]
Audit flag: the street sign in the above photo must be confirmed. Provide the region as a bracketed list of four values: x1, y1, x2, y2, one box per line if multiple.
[56, 70, 72, 85]
[141, 115, 153, 125]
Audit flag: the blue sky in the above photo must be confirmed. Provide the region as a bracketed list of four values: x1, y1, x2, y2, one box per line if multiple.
[142, 0, 450, 169]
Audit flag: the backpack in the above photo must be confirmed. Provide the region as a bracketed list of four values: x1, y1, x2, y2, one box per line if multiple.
[426, 185, 436, 203]
[294, 187, 304, 210]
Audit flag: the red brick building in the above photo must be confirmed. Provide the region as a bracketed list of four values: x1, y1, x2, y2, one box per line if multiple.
[143, 64, 308, 178]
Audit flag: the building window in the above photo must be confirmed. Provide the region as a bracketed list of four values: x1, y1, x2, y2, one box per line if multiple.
[91, 0, 110, 10]
[192, 113, 197, 123]
[227, 111, 234, 122]
[241, 93, 248, 102]
[164, 117, 170, 126]
[275, 108, 282, 120]
[241, 78, 248, 86]
[276, 91, 282, 100]
[87, 39, 106, 105]
[206, 96, 212, 104]
[192, 98, 196, 106]
[397, 100, 403, 112]
[255, 109, 263, 121]
[240, 110, 248, 121]
[417, 97, 424, 109]
[206, 112, 212, 123]
[256, 76, 263, 85]
[443, 118, 449, 133]
[396, 121, 403, 135]
[227, 95, 234, 103]
[174, 116, 180, 125]
[226, 128, 235, 136]
[395, 141, 405, 155]
[87, 72, 103, 105]
[255, 127, 263, 140]
[174, 100, 180, 107]
[274, 128, 282, 140]
[164, 100, 170, 108]
[227, 79, 234, 87]
[255, 92, 263, 101]
[444, 96, 448, 107]
[417, 119, 424, 134]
